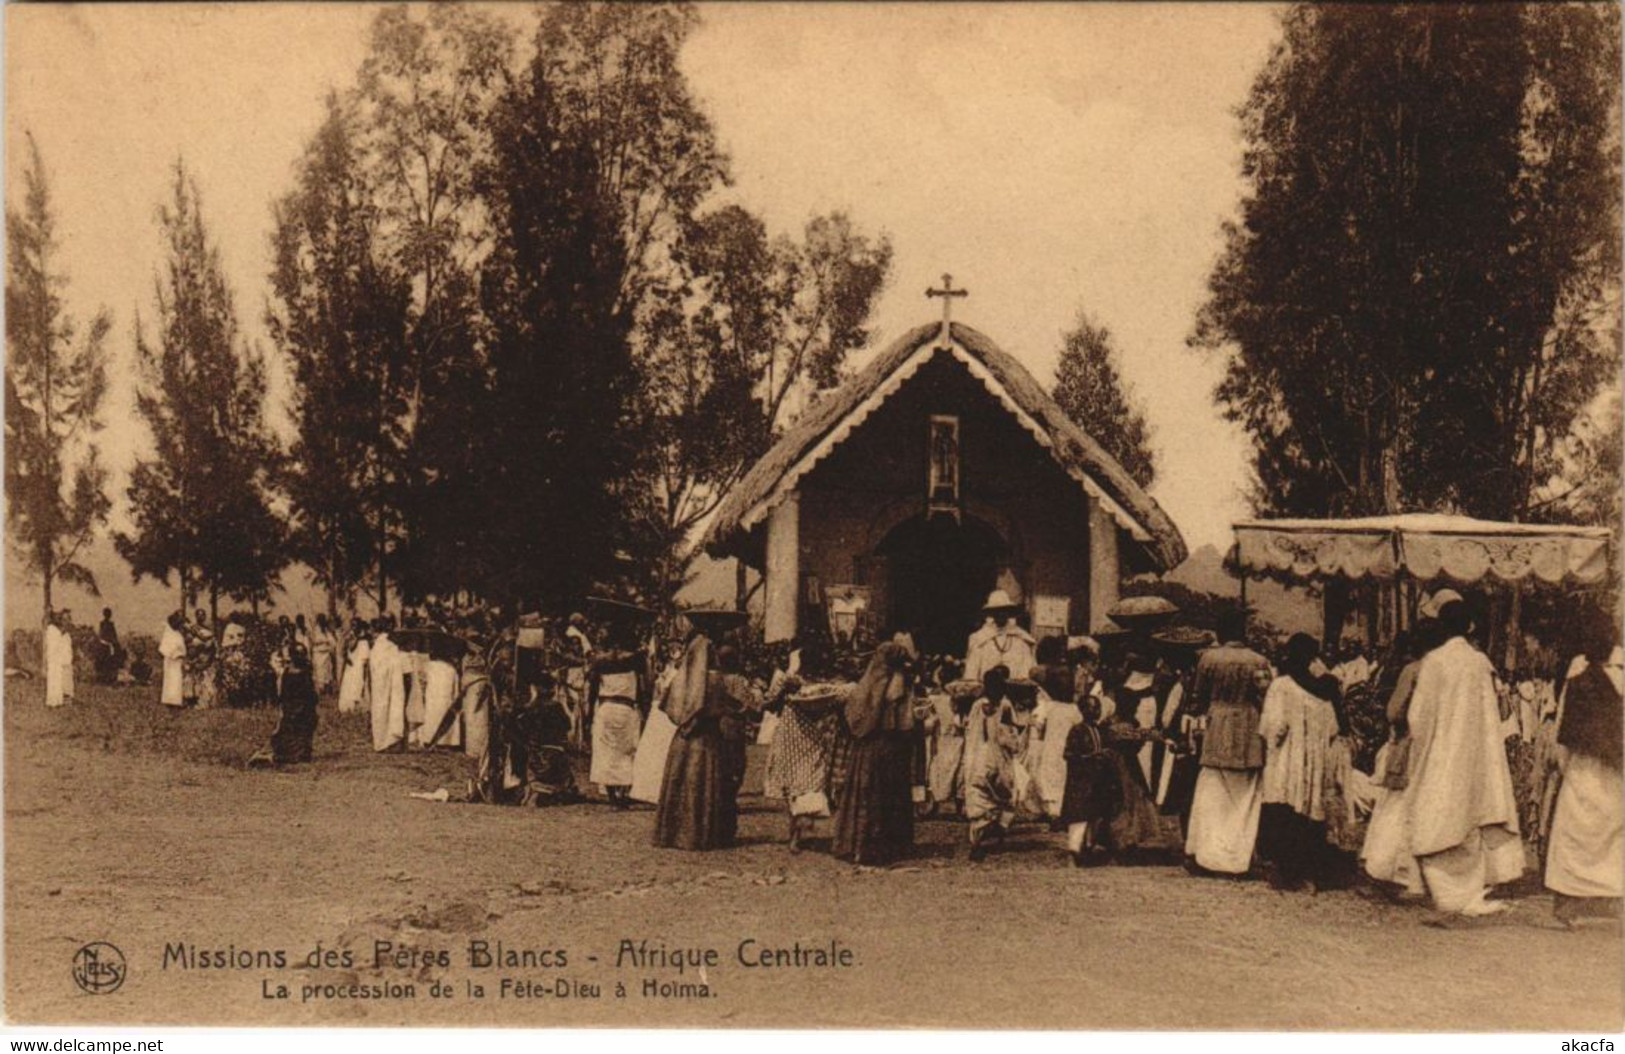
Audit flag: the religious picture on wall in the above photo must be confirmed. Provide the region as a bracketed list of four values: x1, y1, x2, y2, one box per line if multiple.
[825, 585, 871, 646]
[928, 414, 960, 517]
[1032, 594, 1070, 641]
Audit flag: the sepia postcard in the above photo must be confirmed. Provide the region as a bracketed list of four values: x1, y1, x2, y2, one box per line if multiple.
[4, 1, 1622, 1035]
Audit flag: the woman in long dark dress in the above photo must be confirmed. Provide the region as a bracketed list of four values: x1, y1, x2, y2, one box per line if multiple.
[653, 634, 761, 851]
[251, 643, 318, 766]
[1060, 692, 1121, 865]
[831, 641, 917, 866]
[1071, 665, 1181, 861]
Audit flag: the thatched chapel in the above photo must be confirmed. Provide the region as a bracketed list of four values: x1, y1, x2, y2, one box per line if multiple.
[705, 319, 1187, 656]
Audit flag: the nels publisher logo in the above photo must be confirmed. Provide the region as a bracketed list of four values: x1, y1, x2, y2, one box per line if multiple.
[72, 942, 126, 995]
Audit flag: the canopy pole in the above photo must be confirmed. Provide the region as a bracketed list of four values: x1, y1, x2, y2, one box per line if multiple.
[1506, 582, 1523, 673]
[1238, 564, 1249, 637]
[1393, 565, 1408, 643]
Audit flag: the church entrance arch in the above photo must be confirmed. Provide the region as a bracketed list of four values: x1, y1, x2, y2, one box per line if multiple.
[875, 513, 1010, 657]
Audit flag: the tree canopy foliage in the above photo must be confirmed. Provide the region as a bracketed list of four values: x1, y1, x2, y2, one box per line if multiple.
[4, 133, 112, 622]
[118, 161, 285, 617]
[270, 2, 893, 614]
[1051, 311, 1156, 489]
[270, 94, 413, 619]
[1192, 3, 1621, 526]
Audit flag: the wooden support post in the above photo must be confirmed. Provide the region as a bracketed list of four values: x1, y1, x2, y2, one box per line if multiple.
[1088, 498, 1119, 632]
[764, 493, 800, 644]
[1505, 583, 1523, 672]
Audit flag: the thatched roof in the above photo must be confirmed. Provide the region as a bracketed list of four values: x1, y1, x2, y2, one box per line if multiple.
[704, 321, 1189, 571]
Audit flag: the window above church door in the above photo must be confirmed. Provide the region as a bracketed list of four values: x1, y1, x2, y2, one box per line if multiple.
[927, 413, 961, 522]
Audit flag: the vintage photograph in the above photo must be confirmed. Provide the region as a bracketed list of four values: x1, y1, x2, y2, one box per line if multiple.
[4, 1, 1621, 1033]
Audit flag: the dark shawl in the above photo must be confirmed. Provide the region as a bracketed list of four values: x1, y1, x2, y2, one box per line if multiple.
[661, 636, 711, 731]
[844, 642, 912, 739]
[1560, 663, 1623, 769]
[1035, 662, 1075, 704]
[425, 631, 467, 665]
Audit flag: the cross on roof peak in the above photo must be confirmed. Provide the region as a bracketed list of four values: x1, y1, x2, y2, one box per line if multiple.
[925, 273, 967, 337]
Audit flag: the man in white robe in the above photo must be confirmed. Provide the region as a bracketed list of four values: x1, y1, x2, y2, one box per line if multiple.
[43, 613, 72, 708]
[565, 613, 594, 659]
[963, 590, 1036, 685]
[158, 612, 187, 708]
[310, 614, 337, 695]
[1256, 638, 1340, 890]
[1404, 597, 1523, 916]
[338, 624, 370, 714]
[369, 619, 406, 752]
[562, 613, 594, 746]
[416, 633, 464, 749]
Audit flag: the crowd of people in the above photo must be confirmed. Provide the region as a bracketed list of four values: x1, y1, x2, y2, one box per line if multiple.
[27, 583, 1621, 925]
[449, 585, 1619, 926]
[152, 608, 349, 711]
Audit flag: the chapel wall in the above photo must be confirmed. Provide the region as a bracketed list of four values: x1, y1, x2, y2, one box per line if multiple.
[792, 351, 1102, 637]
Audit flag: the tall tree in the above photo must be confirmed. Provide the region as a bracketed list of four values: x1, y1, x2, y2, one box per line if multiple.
[461, 1, 733, 609]
[533, 2, 729, 318]
[496, 3, 893, 608]
[1051, 311, 1157, 489]
[634, 205, 892, 604]
[1410, 3, 1622, 521]
[270, 94, 413, 621]
[473, 8, 649, 608]
[352, 3, 513, 604]
[117, 161, 286, 618]
[1545, 389, 1623, 532]
[1192, 3, 1620, 526]
[4, 133, 112, 622]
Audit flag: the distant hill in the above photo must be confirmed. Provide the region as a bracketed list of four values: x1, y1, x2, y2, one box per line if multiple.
[676, 553, 744, 608]
[5, 536, 328, 638]
[5, 537, 755, 638]
[6, 538, 1314, 640]
[1166, 543, 1235, 596]
[1165, 542, 1320, 635]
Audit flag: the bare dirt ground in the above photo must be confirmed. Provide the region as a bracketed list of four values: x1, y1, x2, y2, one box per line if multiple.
[6, 681, 1621, 1031]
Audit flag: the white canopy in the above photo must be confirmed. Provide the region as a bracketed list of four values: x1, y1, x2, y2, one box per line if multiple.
[1234, 513, 1612, 587]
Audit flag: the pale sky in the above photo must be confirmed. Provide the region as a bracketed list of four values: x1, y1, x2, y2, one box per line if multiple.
[5, 2, 1283, 621]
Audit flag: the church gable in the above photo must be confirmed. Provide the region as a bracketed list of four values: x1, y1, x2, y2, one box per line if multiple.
[705, 322, 1187, 571]
[804, 350, 1082, 514]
